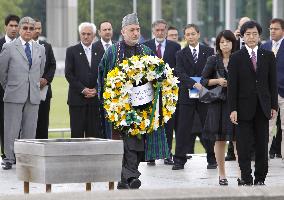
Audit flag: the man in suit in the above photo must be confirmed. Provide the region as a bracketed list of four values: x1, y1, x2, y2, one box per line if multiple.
[261, 18, 284, 160]
[0, 14, 20, 160]
[0, 16, 46, 170]
[228, 20, 278, 185]
[93, 21, 113, 139]
[144, 19, 181, 165]
[225, 16, 251, 162]
[173, 24, 216, 170]
[65, 22, 102, 139]
[33, 19, 56, 139]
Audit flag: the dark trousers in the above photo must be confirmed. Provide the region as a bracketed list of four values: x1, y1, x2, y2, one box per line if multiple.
[121, 135, 144, 182]
[36, 99, 51, 139]
[165, 115, 175, 155]
[69, 103, 102, 138]
[187, 132, 206, 154]
[236, 101, 269, 184]
[174, 102, 216, 165]
[270, 113, 282, 155]
[0, 99, 4, 158]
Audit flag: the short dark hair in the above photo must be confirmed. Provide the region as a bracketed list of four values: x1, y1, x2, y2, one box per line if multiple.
[216, 30, 237, 56]
[168, 26, 177, 31]
[270, 18, 284, 29]
[34, 18, 41, 23]
[240, 20, 262, 36]
[98, 20, 112, 30]
[183, 24, 199, 35]
[5, 14, 20, 26]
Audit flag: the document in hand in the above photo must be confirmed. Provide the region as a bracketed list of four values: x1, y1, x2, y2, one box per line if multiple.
[40, 85, 49, 101]
[189, 77, 201, 98]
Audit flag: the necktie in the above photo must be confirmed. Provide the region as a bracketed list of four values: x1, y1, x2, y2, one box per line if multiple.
[251, 50, 257, 71]
[192, 48, 198, 63]
[105, 43, 110, 51]
[156, 43, 162, 58]
[272, 42, 279, 57]
[25, 42, 32, 67]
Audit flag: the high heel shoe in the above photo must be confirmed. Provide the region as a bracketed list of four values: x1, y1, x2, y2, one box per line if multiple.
[219, 177, 228, 186]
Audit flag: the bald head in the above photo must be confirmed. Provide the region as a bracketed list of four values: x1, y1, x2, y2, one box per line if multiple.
[238, 17, 251, 29]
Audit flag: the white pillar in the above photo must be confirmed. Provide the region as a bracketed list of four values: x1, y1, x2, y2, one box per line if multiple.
[133, 0, 137, 13]
[187, 0, 198, 24]
[46, 0, 78, 61]
[225, 0, 236, 30]
[152, 0, 162, 23]
[273, 0, 284, 18]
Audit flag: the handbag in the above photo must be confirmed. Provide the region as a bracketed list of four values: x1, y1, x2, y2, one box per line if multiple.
[199, 57, 226, 103]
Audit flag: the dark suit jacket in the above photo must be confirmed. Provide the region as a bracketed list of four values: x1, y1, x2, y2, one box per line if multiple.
[176, 44, 214, 104]
[261, 39, 284, 97]
[143, 39, 181, 69]
[228, 47, 278, 120]
[39, 40, 56, 99]
[0, 37, 6, 101]
[65, 43, 99, 106]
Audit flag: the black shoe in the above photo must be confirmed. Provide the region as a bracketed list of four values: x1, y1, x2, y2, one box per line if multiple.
[172, 164, 184, 170]
[147, 160, 156, 166]
[1, 160, 12, 170]
[164, 158, 174, 165]
[225, 154, 236, 161]
[117, 181, 130, 189]
[207, 163, 218, 169]
[219, 177, 228, 186]
[269, 153, 275, 159]
[186, 155, 192, 159]
[237, 178, 253, 186]
[128, 178, 141, 189]
[254, 181, 265, 186]
[275, 154, 282, 158]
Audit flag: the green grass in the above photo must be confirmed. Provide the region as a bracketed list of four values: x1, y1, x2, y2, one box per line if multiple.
[49, 76, 69, 128]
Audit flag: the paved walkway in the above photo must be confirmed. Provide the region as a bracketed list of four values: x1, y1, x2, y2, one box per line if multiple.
[0, 154, 283, 195]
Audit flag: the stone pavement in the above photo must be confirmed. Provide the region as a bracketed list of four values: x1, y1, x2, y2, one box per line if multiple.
[0, 154, 284, 196]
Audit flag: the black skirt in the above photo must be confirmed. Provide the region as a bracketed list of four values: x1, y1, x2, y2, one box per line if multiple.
[203, 100, 235, 141]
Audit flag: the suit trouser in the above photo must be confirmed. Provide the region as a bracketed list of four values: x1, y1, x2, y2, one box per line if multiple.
[174, 102, 216, 165]
[236, 101, 269, 183]
[268, 95, 284, 157]
[165, 115, 174, 155]
[269, 114, 282, 155]
[36, 98, 51, 139]
[4, 100, 39, 163]
[69, 103, 102, 138]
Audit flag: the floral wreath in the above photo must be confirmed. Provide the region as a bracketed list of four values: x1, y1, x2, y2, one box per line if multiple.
[103, 55, 179, 137]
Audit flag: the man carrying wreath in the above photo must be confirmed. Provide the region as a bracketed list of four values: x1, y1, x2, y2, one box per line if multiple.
[98, 13, 170, 189]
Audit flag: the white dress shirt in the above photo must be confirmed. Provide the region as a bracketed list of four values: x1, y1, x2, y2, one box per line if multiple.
[245, 45, 258, 61]
[189, 43, 200, 59]
[101, 39, 112, 51]
[81, 42, 92, 66]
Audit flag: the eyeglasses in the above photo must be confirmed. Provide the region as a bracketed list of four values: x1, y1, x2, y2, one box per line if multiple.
[22, 26, 34, 31]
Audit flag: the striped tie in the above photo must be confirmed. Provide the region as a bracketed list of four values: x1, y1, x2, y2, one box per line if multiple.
[272, 42, 279, 57]
[251, 50, 257, 71]
[192, 48, 197, 63]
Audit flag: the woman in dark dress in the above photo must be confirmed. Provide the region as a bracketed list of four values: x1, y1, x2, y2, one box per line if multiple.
[201, 30, 239, 185]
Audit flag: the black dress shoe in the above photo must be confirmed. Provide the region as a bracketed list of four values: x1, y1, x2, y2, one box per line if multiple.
[275, 154, 282, 158]
[172, 164, 184, 170]
[186, 155, 192, 159]
[207, 163, 218, 169]
[147, 160, 156, 166]
[237, 178, 253, 186]
[164, 158, 174, 165]
[117, 181, 130, 189]
[128, 178, 141, 189]
[219, 177, 228, 186]
[269, 153, 275, 159]
[225, 154, 236, 161]
[1, 160, 12, 170]
[254, 181, 265, 186]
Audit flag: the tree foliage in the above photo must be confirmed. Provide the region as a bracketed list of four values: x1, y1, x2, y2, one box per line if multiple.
[0, 0, 23, 35]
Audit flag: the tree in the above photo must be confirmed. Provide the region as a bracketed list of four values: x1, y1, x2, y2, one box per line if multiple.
[0, 0, 23, 34]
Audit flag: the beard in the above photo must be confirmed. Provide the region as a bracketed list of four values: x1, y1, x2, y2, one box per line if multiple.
[156, 37, 165, 43]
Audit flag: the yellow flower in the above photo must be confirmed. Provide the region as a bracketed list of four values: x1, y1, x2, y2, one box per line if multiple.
[140, 121, 146, 130]
[125, 103, 131, 111]
[123, 60, 128, 65]
[115, 81, 123, 88]
[104, 104, 110, 110]
[103, 91, 111, 99]
[142, 111, 148, 119]
[112, 98, 119, 103]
